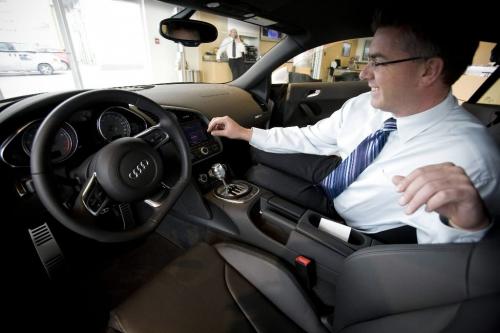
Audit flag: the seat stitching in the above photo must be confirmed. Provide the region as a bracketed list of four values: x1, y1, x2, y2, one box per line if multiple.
[464, 243, 476, 299]
[344, 246, 472, 264]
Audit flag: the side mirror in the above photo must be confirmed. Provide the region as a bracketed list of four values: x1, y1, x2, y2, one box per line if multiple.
[159, 18, 218, 47]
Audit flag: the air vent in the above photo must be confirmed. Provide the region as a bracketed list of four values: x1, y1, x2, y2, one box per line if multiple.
[117, 85, 155, 91]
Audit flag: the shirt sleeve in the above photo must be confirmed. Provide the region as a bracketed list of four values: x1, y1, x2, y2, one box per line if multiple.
[216, 37, 230, 59]
[413, 210, 493, 244]
[410, 173, 496, 244]
[249, 103, 346, 155]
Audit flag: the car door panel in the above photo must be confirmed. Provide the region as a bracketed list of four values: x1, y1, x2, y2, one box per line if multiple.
[270, 81, 369, 127]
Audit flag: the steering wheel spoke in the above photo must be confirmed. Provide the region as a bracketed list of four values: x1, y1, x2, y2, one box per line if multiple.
[135, 125, 170, 149]
[144, 181, 171, 208]
[81, 172, 111, 216]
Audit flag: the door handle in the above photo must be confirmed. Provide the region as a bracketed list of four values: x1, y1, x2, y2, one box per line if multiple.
[306, 89, 320, 98]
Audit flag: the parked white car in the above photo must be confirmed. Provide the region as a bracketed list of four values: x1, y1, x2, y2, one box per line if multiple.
[0, 42, 68, 75]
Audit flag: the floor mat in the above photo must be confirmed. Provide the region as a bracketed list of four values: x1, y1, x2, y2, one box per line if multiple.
[99, 232, 184, 308]
[156, 213, 222, 249]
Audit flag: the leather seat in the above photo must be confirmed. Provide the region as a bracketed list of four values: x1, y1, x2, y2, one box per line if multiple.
[108, 229, 500, 333]
[462, 102, 500, 147]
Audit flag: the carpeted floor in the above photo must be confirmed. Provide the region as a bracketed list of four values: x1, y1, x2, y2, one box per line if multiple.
[99, 232, 184, 308]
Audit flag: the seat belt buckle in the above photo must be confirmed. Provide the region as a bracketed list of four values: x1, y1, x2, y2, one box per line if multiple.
[295, 255, 316, 289]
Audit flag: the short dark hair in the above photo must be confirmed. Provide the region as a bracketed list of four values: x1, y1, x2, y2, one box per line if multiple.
[372, 7, 478, 86]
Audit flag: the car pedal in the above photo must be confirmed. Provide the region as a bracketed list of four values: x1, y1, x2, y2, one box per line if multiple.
[28, 223, 65, 279]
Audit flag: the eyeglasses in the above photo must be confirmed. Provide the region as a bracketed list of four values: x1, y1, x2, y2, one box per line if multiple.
[367, 56, 425, 68]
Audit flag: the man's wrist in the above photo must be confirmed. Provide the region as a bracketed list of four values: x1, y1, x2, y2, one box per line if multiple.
[241, 127, 252, 141]
[440, 214, 491, 231]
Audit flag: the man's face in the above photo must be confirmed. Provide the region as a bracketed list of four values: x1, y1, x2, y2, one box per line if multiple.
[229, 29, 237, 38]
[359, 27, 424, 116]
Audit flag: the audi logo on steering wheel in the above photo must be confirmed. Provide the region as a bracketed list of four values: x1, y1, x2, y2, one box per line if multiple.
[128, 159, 150, 179]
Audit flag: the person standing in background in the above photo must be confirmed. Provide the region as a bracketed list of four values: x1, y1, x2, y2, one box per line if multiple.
[216, 28, 246, 79]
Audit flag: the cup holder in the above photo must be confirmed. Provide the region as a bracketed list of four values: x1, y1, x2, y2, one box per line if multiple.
[298, 211, 370, 251]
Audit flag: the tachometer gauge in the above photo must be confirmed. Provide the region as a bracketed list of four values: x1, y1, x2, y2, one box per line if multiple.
[97, 110, 131, 141]
[22, 121, 78, 163]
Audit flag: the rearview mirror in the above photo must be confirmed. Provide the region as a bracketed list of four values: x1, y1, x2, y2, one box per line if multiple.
[159, 18, 218, 47]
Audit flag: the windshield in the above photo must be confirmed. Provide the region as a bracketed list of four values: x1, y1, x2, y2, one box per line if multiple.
[0, 0, 283, 100]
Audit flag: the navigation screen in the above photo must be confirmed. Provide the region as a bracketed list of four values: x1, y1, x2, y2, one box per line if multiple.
[182, 120, 208, 146]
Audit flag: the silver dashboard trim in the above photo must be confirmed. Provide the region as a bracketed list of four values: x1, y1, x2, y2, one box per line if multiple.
[97, 105, 150, 141]
[81, 172, 109, 216]
[0, 119, 38, 168]
[0, 119, 79, 167]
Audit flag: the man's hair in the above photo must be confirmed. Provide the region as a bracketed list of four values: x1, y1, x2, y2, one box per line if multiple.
[372, 8, 478, 86]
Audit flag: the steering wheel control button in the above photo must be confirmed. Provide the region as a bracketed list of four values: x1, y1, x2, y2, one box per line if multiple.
[198, 173, 208, 183]
[87, 187, 107, 212]
[82, 173, 110, 216]
[137, 127, 169, 148]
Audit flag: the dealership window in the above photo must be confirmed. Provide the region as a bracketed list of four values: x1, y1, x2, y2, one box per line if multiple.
[0, 0, 285, 99]
[0, 0, 182, 99]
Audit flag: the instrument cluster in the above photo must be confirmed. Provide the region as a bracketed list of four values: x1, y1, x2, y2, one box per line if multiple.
[0, 105, 150, 168]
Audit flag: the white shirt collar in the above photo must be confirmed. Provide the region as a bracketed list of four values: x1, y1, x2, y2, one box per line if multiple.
[388, 92, 456, 143]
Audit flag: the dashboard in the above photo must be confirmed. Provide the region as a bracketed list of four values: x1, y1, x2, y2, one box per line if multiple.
[0, 103, 225, 169]
[0, 83, 268, 191]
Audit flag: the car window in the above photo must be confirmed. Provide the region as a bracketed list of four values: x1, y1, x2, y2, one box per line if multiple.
[272, 39, 499, 106]
[0, 0, 284, 100]
[452, 41, 498, 105]
[477, 78, 500, 105]
[272, 38, 372, 84]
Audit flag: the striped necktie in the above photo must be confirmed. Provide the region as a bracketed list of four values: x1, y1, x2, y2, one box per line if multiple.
[320, 118, 397, 200]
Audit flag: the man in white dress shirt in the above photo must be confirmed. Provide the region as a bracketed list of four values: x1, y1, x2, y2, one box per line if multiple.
[207, 9, 499, 244]
[216, 28, 246, 79]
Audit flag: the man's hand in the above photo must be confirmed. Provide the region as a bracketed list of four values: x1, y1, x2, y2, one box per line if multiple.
[207, 116, 252, 141]
[392, 163, 490, 231]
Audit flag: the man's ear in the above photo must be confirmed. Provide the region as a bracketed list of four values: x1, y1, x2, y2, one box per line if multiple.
[419, 57, 444, 87]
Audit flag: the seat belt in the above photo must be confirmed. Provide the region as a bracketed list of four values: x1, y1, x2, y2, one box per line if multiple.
[486, 111, 500, 128]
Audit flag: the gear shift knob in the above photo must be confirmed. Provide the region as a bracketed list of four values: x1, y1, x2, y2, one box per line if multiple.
[210, 163, 252, 201]
[211, 163, 229, 194]
[211, 163, 226, 181]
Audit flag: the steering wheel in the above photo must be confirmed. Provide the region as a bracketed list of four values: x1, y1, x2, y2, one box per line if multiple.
[30, 89, 191, 242]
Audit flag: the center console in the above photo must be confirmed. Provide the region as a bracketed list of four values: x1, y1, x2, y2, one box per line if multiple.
[169, 108, 222, 164]
[190, 164, 380, 307]
[163, 109, 378, 307]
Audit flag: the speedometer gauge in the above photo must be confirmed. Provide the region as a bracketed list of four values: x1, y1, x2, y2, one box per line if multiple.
[97, 110, 131, 141]
[21, 121, 78, 163]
